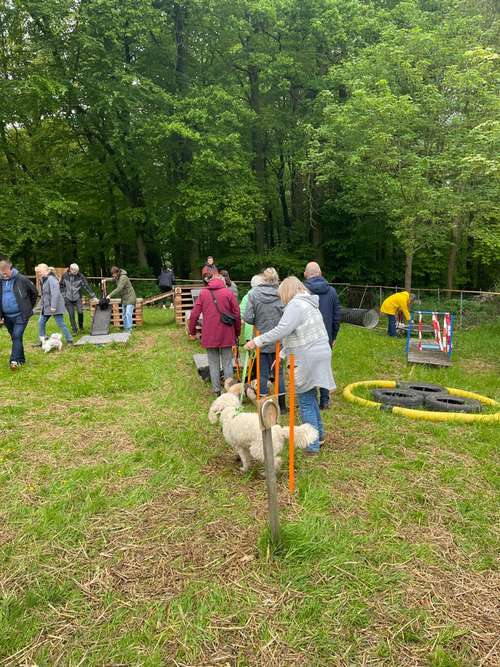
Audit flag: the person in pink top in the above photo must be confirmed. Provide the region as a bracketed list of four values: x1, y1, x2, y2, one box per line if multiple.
[189, 273, 241, 395]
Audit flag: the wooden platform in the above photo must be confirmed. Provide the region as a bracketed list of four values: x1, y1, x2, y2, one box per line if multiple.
[174, 284, 205, 325]
[407, 339, 452, 367]
[90, 298, 144, 327]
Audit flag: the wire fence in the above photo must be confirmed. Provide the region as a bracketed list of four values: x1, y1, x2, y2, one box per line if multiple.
[30, 274, 500, 329]
[330, 283, 500, 329]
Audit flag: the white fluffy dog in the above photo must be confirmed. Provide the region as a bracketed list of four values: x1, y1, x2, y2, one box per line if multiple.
[208, 392, 317, 473]
[41, 333, 63, 353]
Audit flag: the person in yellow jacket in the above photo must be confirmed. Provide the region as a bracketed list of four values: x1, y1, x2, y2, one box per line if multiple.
[380, 291, 415, 337]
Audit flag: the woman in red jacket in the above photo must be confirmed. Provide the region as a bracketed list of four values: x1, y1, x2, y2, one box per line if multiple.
[189, 274, 241, 395]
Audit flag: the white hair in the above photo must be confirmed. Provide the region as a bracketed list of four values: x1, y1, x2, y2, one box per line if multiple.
[250, 274, 265, 288]
[70, 263, 79, 272]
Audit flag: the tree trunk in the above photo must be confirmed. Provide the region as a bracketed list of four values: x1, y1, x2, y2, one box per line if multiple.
[173, 2, 188, 93]
[277, 150, 291, 242]
[248, 65, 266, 254]
[404, 251, 413, 291]
[136, 234, 148, 269]
[188, 238, 200, 279]
[447, 218, 461, 292]
[290, 163, 306, 241]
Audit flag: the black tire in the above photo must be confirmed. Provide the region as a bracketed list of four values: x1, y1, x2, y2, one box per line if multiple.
[398, 382, 447, 396]
[371, 388, 423, 408]
[424, 393, 482, 414]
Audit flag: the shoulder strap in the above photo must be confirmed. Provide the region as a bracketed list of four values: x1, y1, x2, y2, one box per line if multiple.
[210, 289, 222, 314]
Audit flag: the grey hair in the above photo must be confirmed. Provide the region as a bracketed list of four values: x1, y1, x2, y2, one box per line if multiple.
[70, 263, 79, 272]
[250, 274, 265, 288]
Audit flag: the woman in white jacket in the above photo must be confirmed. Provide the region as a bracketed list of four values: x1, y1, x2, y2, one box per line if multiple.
[245, 276, 335, 454]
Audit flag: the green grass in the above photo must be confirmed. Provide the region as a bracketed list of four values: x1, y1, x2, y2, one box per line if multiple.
[0, 310, 498, 666]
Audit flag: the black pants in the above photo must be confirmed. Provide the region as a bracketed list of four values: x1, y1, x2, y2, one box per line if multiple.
[65, 299, 84, 333]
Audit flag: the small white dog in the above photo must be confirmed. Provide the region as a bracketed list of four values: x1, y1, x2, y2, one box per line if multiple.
[41, 333, 63, 353]
[209, 392, 317, 473]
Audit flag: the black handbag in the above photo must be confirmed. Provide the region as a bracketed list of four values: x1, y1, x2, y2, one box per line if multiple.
[210, 290, 236, 326]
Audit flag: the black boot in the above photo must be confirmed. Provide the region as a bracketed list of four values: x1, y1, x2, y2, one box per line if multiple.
[78, 312, 84, 332]
[278, 395, 288, 415]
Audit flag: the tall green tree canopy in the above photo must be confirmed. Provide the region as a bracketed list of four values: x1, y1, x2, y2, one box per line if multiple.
[0, 0, 498, 288]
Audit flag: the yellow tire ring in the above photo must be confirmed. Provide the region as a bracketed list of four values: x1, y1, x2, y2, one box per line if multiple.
[343, 380, 500, 423]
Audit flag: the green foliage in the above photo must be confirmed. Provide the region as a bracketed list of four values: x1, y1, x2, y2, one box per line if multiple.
[0, 0, 498, 287]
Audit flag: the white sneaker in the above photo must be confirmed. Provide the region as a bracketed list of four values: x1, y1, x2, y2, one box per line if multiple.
[10, 361, 19, 371]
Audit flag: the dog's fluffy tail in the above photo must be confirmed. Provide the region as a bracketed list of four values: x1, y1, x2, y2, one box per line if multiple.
[279, 423, 318, 449]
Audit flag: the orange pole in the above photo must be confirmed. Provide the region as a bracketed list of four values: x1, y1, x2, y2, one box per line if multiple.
[289, 353, 295, 494]
[274, 342, 280, 396]
[255, 328, 261, 400]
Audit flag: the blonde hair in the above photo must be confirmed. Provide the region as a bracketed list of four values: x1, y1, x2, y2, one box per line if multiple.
[278, 276, 308, 305]
[35, 263, 49, 273]
[262, 267, 279, 284]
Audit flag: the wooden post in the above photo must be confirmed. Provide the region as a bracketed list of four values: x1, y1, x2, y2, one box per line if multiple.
[258, 397, 281, 544]
[289, 353, 296, 494]
[274, 342, 280, 396]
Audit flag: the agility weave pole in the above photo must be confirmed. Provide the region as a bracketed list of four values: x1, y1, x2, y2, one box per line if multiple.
[255, 328, 261, 400]
[274, 342, 280, 397]
[288, 354, 296, 494]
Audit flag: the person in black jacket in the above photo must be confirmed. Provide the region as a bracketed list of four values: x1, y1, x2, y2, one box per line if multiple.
[303, 261, 341, 409]
[158, 266, 175, 292]
[0, 256, 37, 370]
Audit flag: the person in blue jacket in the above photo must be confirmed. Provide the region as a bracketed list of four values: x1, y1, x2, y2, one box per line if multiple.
[303, 261, 341, 410]
[0, 256, 37, 370]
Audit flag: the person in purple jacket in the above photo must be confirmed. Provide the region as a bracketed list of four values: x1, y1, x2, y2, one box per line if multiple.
[303, 262, 341, 410]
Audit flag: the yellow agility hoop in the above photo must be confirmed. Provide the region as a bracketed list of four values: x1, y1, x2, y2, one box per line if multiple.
[343, 380, 500, 424]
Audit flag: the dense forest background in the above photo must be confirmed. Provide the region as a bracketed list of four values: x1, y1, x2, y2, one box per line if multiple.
[0, 0, 498, 288]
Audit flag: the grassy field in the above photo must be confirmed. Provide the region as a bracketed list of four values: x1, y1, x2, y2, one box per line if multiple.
[0, 309, 498, 667]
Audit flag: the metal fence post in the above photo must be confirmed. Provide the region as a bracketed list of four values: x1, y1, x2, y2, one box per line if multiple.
[460, 291, 464, 329]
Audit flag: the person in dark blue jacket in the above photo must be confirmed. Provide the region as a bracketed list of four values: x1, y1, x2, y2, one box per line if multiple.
[0, 256, 37, 370]
[303, 262, 341, 409]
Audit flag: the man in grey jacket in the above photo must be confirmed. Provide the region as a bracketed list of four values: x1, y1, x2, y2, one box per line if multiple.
[60, 263, 96, 334]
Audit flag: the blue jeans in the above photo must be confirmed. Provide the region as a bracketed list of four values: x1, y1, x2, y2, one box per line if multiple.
[259, 351, 285, 397]
[298, 388, 324, 453]
[387, 314, 397, 337]
[4, 315, 28, 364]
[122, 304, 135, 331]
[39, 314, 73, 342]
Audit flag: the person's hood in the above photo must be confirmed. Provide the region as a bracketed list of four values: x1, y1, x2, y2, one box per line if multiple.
[253, 283, 280, 303]
[114, 269, 127, 279]
[303, 276, 330, 295]
[207, 278, 226, 290]
[293, 292, 320, 309]
[1, 267, 18, 282]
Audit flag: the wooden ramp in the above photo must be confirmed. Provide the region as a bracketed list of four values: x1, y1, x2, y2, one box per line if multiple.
[90, 298, 144, 327]
[142, 291, 173, 306]
[407, 339, 452, 367]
